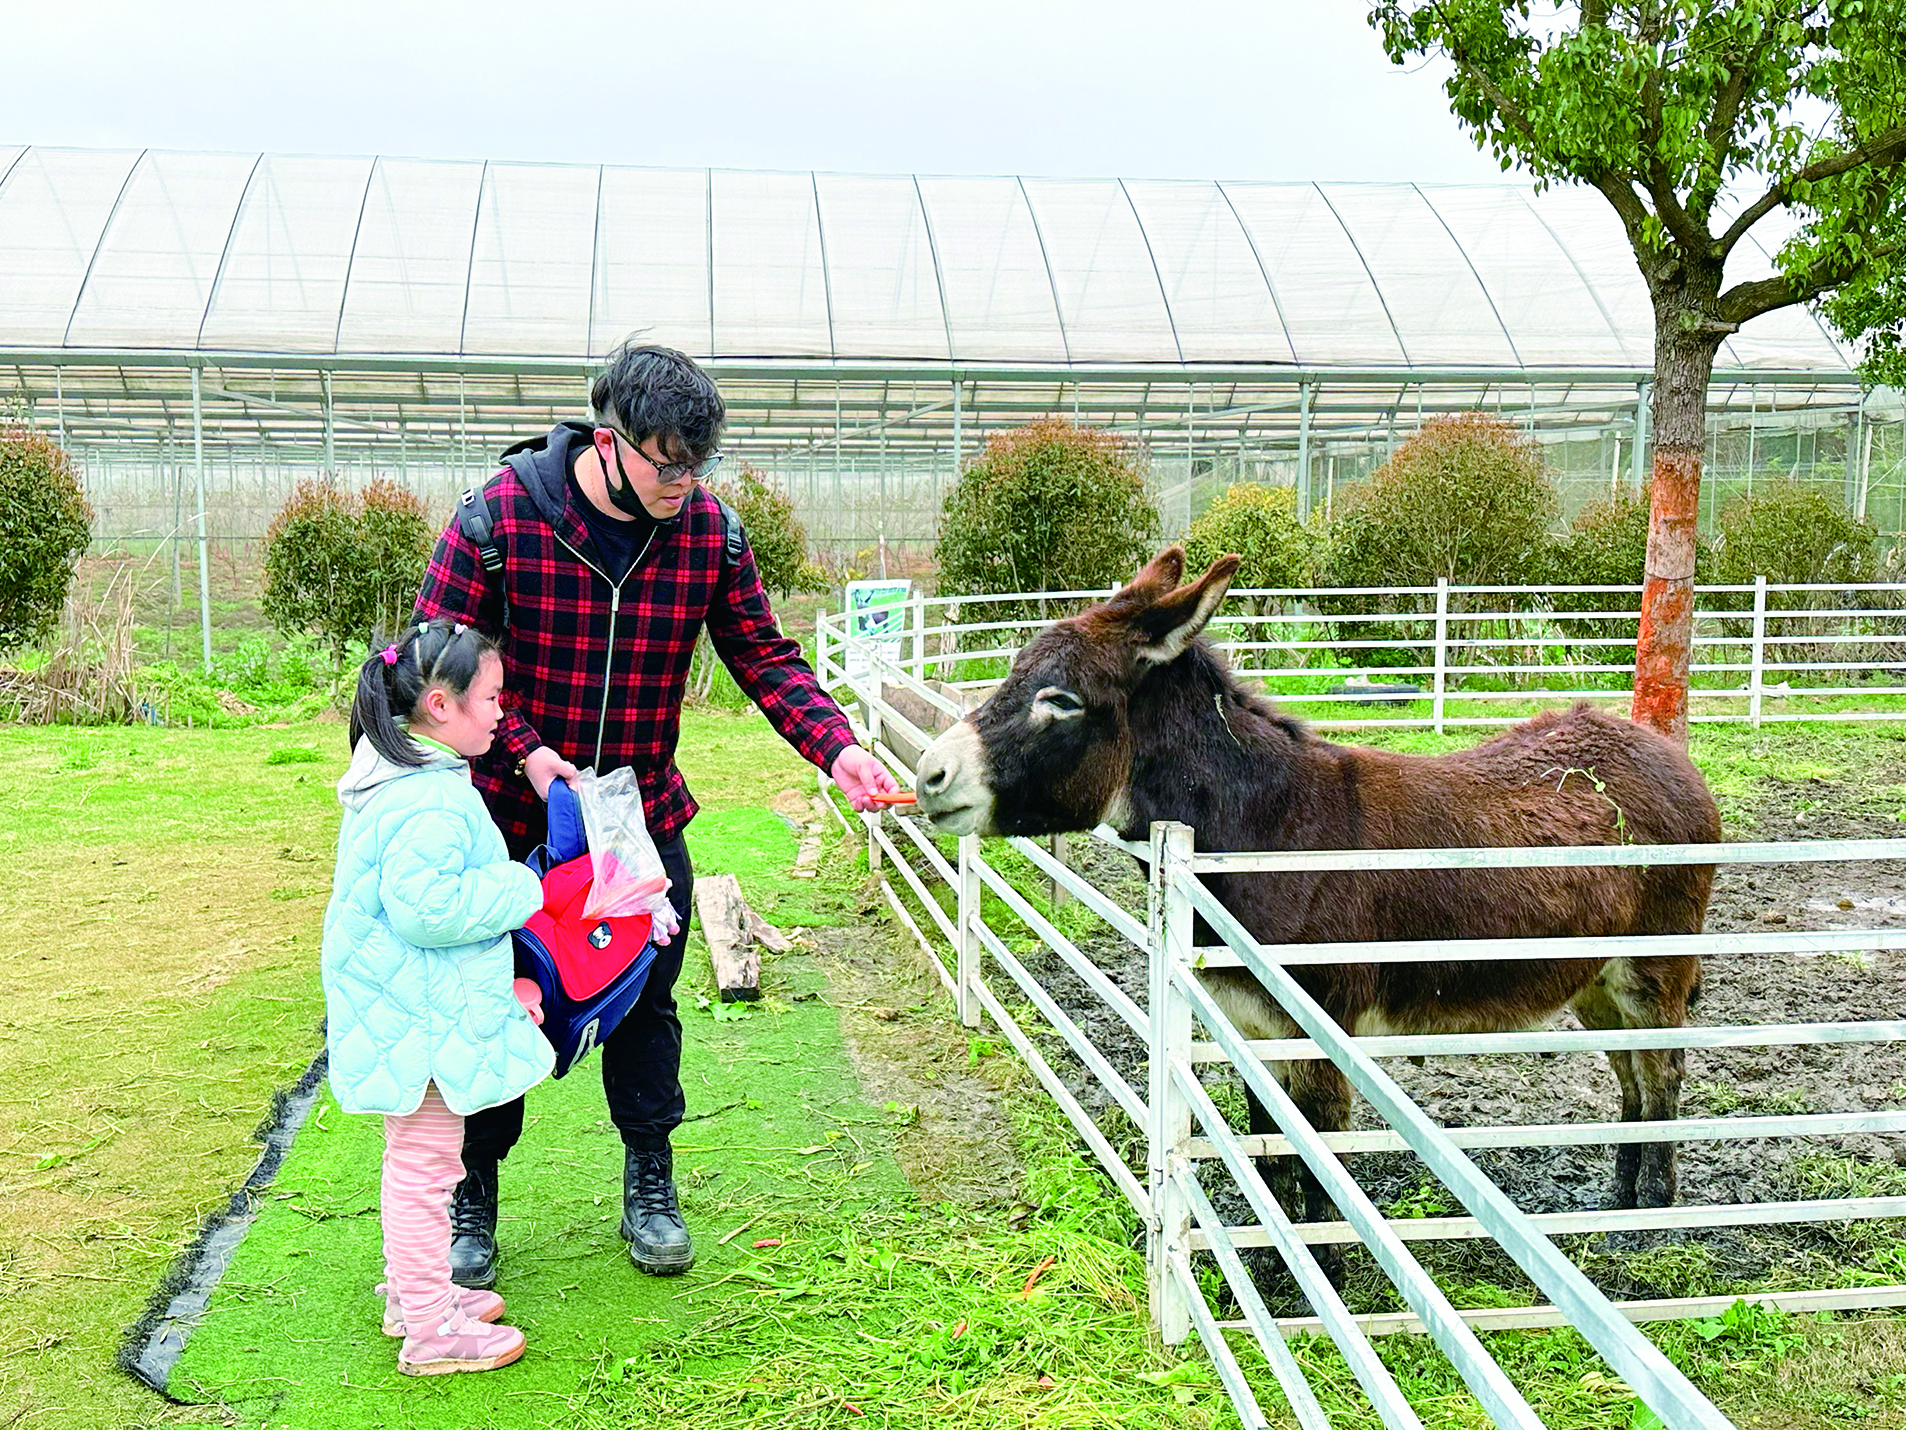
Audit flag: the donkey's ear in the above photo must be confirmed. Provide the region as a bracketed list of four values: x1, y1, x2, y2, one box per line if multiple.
[1135, 546, 1186, 592]
[1103, 547, 1186, 617]
[1131, 554, 1241, 664]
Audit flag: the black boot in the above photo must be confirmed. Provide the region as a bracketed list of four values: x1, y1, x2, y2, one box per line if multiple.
[447, 1161, 499, 1289]
[619, 1146, 695, 1275]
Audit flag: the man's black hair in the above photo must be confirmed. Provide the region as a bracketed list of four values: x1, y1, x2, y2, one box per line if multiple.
[590, 342, 726, 461]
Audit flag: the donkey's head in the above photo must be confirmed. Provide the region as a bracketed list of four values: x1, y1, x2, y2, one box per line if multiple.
[914, 547, 1241, 837]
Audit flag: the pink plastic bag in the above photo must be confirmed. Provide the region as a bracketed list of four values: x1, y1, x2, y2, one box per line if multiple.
[573, 767, 677, 941]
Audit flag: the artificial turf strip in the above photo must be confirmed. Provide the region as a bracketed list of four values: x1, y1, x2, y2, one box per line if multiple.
[165, 808, 905, 1428]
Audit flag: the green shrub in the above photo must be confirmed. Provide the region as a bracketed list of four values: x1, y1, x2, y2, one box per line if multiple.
[709, 463, 827, 598]
[1710, 479, 1878, 586]
[1557, 486, 1652, 591]
[0, 425, 94, 651]
[1551, 486, 1674, 651]
[1318, 413, 1559, 589]
[262, 477, 433, 660]
[936, 419, 1159, 603]
[1707, 480, 1899, 671]
[1183, 483, 1313, 601]
[1314, 413, 1560, 668]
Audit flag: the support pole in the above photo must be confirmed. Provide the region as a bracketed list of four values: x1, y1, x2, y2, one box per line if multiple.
[1432, 576, 1449, 736]
[951, 374, 963, 493]
[1631, 381, 1650, 494]
[1847, 409, 1861, 513]
[322, 370, 335, 474]
[1147, 820, 1195, 1344]
[191, 365, 212, 674]
[1295, 380, 1312, 523]
[1857, 400, 1873, 522]
[1748, 574, 1768, 729]
[956, 833, 981, 1028]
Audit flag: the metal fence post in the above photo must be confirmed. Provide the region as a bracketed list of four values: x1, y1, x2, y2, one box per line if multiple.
[1432, 576, 1450, 736]
[911, 589, 926, 679]
[956, 833, 982, 1028]
[1749, 574, 1768, 729]
[1147, 820, 1195, 1344]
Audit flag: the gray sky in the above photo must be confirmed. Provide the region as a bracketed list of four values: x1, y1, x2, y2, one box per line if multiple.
[5, 0, 1521, 183]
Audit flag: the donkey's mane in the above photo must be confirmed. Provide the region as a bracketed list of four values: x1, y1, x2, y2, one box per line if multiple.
[1169, 637, 1311, 747]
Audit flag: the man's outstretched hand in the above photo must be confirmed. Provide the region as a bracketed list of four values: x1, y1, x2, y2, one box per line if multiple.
[830, 745, 899, 812]
[525, 745, 580, 800]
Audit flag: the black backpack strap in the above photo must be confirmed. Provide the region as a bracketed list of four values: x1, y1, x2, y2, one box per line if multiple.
[710, 493, 746, 567]
[455, 482, 510, 633]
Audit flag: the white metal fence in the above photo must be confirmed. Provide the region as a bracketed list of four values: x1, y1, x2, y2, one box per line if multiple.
[817, 599, 1906, 1429]
[819, 580, 1906, 735]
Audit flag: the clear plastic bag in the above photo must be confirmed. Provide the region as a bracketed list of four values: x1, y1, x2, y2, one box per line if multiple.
[572, 767, 678, 941]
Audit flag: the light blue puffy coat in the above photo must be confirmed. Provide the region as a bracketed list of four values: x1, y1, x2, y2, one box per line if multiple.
[321, 735, 554, 1117]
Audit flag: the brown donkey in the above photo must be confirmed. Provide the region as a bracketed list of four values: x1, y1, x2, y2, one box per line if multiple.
[913, 548, 1719, 1220]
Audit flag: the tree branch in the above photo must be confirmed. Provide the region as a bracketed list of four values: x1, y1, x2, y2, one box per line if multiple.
[1436, 30, 1542, 153]
[1691, 50, 1755, 225]
[1719, 235, 1904, 325]
[1645, 159, 1714, 253]
[1719, 124, 1906, 256]
[1589, 170, 1660, 260]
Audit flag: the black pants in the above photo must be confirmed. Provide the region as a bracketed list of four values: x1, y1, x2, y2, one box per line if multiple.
[462, 833, 694, 1167]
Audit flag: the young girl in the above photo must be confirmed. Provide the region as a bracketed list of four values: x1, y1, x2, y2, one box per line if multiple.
[321, 619, 555, 1376]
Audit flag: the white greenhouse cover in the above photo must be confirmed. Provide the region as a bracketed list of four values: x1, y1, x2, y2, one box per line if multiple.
[0, 145, 1855, 372]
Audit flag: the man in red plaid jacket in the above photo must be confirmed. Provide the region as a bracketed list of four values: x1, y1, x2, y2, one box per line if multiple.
[413, 343, 896, 1284]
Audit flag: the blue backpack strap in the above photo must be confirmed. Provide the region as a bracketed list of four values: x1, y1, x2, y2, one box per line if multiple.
[543, 778, 589, 864]
[523, 778, 588, 875]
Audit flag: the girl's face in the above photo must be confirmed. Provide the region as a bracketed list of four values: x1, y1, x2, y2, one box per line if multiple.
[415, 651, 506, 758]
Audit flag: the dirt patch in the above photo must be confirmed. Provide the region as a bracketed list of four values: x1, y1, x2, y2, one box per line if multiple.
[808, 906, 1025, 1211]
[939, 753, 1906, 1309]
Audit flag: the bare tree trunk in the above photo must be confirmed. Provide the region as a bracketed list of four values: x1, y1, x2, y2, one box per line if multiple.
[1631, 308, 1726, 747]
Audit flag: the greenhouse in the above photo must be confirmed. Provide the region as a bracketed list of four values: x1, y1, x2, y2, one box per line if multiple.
[0, 143, 1897, 559]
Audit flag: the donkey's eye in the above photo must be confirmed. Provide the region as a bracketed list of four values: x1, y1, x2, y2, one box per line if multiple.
[1033, 687, 1086, 719]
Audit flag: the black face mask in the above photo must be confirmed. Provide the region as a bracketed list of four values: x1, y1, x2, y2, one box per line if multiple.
[602, 438, 652, 520]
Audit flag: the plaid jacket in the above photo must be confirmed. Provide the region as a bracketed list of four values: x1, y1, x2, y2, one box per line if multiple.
[414, 422, 857, 852]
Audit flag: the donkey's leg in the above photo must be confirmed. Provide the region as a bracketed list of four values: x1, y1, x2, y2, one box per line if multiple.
[1568, 979, 1645, 1209]
[1244, 1077, 1301, 1217]
[1283, 1059, 1352, 1223]
[1279, 1058, 1352, 1285]
[1603, 956, 1698, 1208]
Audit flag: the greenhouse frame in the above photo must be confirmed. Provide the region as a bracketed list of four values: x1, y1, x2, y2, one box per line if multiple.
[0, 144, 1898, 559]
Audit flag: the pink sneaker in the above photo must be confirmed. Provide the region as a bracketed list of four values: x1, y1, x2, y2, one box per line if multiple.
[397, 1308, 526, 1376]
[376, 1282, 506, 1337]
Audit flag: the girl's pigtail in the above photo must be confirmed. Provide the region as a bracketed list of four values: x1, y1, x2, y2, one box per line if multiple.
[348, 635, 430, 767]
[346, 619, 499, 765]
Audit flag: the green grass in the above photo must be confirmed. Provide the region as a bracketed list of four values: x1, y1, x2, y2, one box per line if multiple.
[0, 709, 837, 1429]
[2, 704, 1246, 1430]
[164, 922, 907, 1428]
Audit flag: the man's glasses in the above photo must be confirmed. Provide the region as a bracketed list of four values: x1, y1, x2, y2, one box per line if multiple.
[605, 429, 723, 484]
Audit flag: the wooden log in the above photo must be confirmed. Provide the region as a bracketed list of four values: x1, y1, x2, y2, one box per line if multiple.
[694, 872, 788, 1002]
[791, 802, 827, 879]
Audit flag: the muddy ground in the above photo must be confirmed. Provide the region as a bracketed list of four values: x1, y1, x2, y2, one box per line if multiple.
[903, 757, 1906, 1311]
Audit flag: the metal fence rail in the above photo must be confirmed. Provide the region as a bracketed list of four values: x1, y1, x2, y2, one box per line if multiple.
[816, 606, 1906, 1428]
[818, 578, 1906, 734]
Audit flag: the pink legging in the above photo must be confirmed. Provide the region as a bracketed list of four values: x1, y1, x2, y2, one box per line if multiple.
[381, 1082, 465, 1332]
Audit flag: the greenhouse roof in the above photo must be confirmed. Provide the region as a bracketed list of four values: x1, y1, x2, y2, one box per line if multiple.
[0, 145, 1858, 376]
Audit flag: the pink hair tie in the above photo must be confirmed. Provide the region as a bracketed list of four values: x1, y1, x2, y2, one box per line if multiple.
[380, 645, 400, 665]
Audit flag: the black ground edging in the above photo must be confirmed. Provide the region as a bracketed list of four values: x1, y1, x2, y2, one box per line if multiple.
[118, 1049, 329, 1397]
